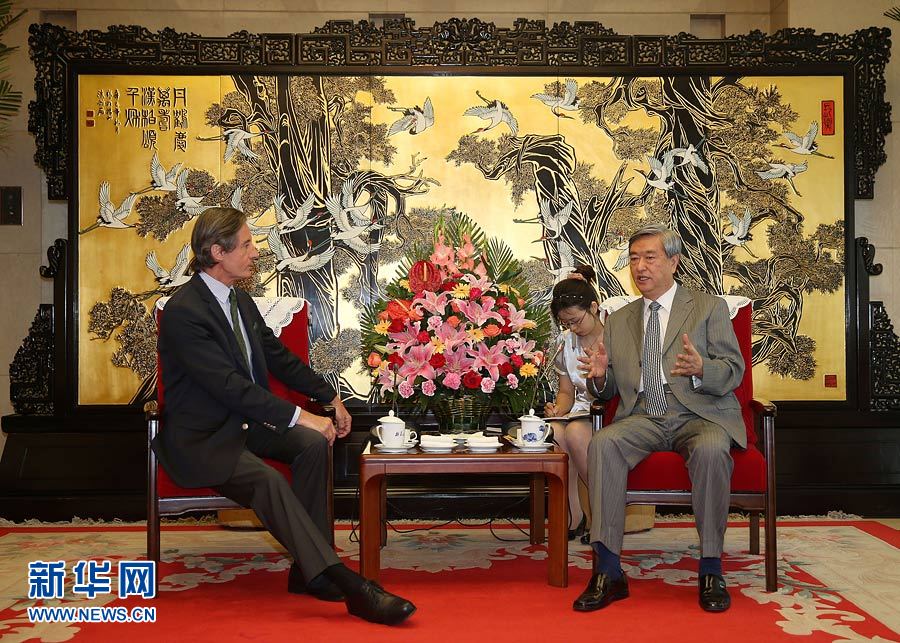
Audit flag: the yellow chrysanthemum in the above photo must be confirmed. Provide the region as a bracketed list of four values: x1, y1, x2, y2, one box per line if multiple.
[374, 320, 391, 335]
[520, 320, 537, 329]
[398, 278, 411, 290]
[452, 283, 472, 298]
[519, 363, 538, 377]
[496, 283, 510, 294]
[431, 337, 446, 354]
[467, 327, 485, 342]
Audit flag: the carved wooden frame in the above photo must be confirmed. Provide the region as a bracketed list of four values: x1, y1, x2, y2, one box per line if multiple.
[21, 18, 895, 413]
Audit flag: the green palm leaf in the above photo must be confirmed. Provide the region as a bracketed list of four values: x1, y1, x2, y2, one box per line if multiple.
[0, 1, 24, 141]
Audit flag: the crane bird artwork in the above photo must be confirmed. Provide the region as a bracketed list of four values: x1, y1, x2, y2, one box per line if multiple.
[387, 97, 435, 136]
[755, 161, 808, 196]
[80, 181, 137, 234]
[531, 78, 579, 118]
[464, 90, 519, 136]
[197, 127, 267, 163]
[145, 243, 192, 290]
[724, 209, 758, 257]
[513, 198, 576, 240]
[175, 171, 215, 218]
[135, 151, 182, 194]
[775, 121, 834, 158]
[266, 230, 336, 274]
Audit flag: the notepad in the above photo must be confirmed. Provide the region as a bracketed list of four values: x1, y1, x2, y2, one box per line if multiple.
[542, 412, 590, 422]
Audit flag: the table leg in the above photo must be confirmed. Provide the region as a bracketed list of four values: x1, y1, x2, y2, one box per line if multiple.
[380, 476, 388, 547]
[530, 473, 545, 545]
[359, 470, 384, 582]
[546, 467, 569, 588]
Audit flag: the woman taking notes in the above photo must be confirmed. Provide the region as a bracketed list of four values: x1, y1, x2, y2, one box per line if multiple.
[547, 266, 603, 541]
[547, 266, 655, 542]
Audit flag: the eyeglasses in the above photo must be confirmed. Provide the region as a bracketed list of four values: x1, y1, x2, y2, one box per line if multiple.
[558, 310, 588, 330]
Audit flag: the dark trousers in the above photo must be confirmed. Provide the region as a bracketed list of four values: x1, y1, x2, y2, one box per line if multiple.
[215, 425, 340, 582]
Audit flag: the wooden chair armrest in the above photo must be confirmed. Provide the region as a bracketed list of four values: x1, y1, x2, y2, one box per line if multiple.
[750, 397, 776, 460]
[590, 398, 607, 433]
[750, 398, 777, 418]
[144, 400, 159, 421]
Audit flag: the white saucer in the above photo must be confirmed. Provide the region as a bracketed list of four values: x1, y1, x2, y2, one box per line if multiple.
[513, 441, 553, 451]
[419, 445, 455, 453]
[467, 446, 501, 453]
[374, 441, 417, 453]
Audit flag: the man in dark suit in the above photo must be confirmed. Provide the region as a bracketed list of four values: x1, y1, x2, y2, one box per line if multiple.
[152, 206, 415, 625]
[575, 225, 744, 613]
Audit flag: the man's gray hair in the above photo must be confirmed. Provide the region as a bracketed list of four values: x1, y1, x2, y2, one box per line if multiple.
[628, 224, 683, 258]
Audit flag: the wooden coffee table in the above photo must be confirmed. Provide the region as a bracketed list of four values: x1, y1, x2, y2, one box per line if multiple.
[358, 443, 569, 587]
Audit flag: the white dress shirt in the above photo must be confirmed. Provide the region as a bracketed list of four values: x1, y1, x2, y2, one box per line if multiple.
[638, 282, 677, 393]
[639, 282, 701, 392]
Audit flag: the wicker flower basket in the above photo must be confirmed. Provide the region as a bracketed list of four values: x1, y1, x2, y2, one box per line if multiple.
[432, 395, 492, 434]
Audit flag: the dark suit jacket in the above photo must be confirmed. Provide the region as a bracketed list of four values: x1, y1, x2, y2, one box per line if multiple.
[151, 273, 337, 488]
[597, 286, 747, 447]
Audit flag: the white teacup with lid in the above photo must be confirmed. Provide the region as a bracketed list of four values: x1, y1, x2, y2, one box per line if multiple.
[517, 408, 550, 444]
[375, 410, 416, 447]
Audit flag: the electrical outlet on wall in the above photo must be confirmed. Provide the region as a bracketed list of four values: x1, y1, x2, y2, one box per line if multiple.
[0, 186, 22, 225]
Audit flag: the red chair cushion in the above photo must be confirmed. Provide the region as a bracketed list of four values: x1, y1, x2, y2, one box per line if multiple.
[598, 302, 766, 494]
[730, 305, 756, 446]
[156, 302, 309, 500]
[626, 447, 767, 492]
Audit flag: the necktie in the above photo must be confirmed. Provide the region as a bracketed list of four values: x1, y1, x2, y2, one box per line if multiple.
[228, 289, 250, 371]
[642, 301, 667, 415]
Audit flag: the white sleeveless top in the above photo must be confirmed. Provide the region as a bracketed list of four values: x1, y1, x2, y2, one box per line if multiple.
[552, 331, 597, 414]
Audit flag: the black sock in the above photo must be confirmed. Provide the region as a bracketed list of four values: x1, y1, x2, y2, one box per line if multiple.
[323, 563, 367, 595]
[591, 541, 624, 579]
[699, 557, 722, 577]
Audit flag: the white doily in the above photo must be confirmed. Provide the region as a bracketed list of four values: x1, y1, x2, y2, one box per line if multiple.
[155, 297, 306, 337]
[598, 294, 750, 320]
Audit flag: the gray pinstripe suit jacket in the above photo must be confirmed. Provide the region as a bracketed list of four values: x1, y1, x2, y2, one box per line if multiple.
[595, 285, 747, 448]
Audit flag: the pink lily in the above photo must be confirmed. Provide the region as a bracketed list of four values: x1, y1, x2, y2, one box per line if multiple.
[435, 322, 470, 352]
[387, 320, 423, 352]
[413, 290, 449, 316]
[471, 342, 508, 381]
[463, 273, 494, 293]
[398, 343, 436, 382]
[457, 298, 503, 327]
[505, 303, 536, 332]
[442, 346, 475, 375]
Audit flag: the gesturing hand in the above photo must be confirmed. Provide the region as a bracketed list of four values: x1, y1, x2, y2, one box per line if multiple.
[577, 340, 608, 380]
[671, 333, 704, 378]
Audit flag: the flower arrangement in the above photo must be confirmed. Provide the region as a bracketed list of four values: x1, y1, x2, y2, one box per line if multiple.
[361, 214, 552, 421]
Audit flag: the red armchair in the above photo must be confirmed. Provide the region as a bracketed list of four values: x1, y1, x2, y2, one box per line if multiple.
[145, 298, 333, 575]
[590, 302, 777, 591]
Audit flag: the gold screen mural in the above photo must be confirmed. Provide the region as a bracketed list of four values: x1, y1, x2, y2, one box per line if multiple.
[77, 73, 846, 405]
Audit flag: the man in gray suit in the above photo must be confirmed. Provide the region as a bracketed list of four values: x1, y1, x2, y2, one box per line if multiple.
[574, 225, 744, 613]
[153, 207, 415, 625]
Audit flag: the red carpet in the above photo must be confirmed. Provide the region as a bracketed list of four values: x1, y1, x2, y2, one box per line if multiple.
[1, 521, 897, 642]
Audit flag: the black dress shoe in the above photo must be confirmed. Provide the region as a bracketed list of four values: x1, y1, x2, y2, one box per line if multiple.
[698, 574, 731, 612]
[287, 564, 345, 602]
[346, 580, 416, 625]
[572, 573, 629, 612]
[568, 515, 587, 541]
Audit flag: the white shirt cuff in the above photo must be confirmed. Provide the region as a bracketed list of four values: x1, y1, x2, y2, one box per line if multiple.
[290, 406, 302, 427]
